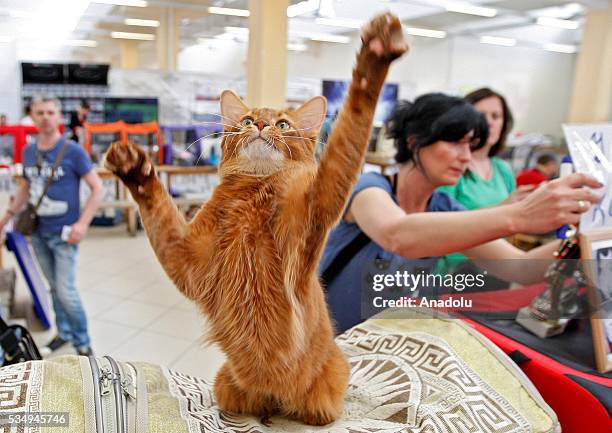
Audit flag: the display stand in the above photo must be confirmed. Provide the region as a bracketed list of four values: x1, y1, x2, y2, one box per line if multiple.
[160, 124, 222, 165]
[4, 232, 52, 329]
[84, 121, 164, 164]
[124, 122, 164, 164]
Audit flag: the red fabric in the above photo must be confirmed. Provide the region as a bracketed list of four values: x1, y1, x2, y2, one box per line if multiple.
[439, 283, 547, 313]
[463, 318, 612, 433]
[516, 168, 547, 186]
[437, 282, 587, 314]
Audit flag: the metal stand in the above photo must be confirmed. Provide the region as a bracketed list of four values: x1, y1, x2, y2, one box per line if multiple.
[517, 233, 586, 338]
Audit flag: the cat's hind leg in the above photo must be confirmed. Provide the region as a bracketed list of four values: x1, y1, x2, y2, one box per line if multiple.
[214, 362, 278, 421]
[284, 344, 350, 426]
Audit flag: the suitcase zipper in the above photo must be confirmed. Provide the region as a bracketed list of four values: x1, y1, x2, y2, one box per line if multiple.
[87, 356, 147, 433]
[105, 356, 127, 433]
[87, 356, 105, 433]
[117, 361, 137, 433]
[98, 357, 119, 433]
[126, 362, 148, 433]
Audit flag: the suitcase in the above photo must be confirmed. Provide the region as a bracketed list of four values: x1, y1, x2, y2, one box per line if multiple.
[0, 311, 560, 432]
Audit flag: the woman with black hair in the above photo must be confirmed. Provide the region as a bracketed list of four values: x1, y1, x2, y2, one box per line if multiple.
[319, 93, 602, 333]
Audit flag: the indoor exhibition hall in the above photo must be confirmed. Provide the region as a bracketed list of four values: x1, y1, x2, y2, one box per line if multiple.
[0, 1, 610, 432]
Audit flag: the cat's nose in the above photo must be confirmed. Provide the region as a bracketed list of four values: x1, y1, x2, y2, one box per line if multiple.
[255, 120, 269, 131]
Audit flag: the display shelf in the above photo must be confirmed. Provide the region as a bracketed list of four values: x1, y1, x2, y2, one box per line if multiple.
[22, 83, 109, 126]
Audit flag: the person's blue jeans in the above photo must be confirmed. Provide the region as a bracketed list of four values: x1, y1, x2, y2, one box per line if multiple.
[31, 232, 90, 349]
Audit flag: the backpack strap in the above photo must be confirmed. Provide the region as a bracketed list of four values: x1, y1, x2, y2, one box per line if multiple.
[33, 140, 69, 212]
[320, 173, 396, 287]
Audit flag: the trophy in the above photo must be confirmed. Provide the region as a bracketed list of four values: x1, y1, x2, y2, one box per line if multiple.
[516, 229, 587, 338]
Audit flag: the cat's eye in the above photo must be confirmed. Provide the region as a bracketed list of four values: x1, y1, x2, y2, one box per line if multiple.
[276, 120, 290, 130]
[241, 118, 254, 127]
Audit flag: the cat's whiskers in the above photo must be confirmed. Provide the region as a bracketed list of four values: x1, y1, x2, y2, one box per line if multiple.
[279, 134, 322, 155]
[235, 135, 249, 160]
[273, 135, 293, 160]
[185, 130, 242, 154]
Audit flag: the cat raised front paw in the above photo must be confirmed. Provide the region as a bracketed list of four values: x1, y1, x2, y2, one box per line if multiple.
[361, 13, 408, 62]
[104, 141, 154, 186]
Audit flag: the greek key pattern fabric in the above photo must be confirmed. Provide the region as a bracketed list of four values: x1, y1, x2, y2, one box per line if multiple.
[0, 361, 43, 433]
[164, 323, 531, 433]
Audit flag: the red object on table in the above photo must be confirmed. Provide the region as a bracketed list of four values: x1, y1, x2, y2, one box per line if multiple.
[516, 167, 548, 186]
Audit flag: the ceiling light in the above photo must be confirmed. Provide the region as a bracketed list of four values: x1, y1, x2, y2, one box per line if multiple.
[535, 2, 584, 20]
[287, 0, 319, 18]
[207, 7, 250, 17]
[125, 18, 160, 27]
[446, 3, 497, 17]
[65, 39, 98, 47]
[93, 0, 148, 6]
[309, 33, 350, 43]
[543, 43, 577, 53]
[480, 36, 516, 46]
[287, 42, 308, 51]
[111, 31, 155, 40]
[405, 27, 446, 38]
[536, 16, 579, 30]
[315, 17, 362, 29]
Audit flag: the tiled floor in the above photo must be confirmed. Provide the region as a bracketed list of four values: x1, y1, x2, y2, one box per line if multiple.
[3, 225, 225, 381]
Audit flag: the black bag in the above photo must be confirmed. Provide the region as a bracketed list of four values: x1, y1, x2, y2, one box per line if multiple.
[14, 141, 69, 236]
[0, 315, 41, 366]
[14, 203, 39, 236]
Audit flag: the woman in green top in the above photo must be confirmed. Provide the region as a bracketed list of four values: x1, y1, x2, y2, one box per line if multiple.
[437, 88, 534, 279]
[439, 87, 533, 207]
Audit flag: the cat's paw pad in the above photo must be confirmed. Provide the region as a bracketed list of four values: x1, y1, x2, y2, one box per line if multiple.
[104, 141, 152, 181]
[361, 13, 408, 61]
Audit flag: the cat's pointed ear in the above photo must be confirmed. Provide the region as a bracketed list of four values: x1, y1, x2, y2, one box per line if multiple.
[220, 90, 249, 125]
[295, 96, 327, 133]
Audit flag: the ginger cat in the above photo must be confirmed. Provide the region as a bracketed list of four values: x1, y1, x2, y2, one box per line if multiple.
[104, 13, 407, 425]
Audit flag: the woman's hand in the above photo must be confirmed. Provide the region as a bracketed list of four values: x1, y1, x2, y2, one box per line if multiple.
[511, 173, 603, 234]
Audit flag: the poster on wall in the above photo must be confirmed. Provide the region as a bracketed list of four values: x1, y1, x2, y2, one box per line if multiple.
[322, 80, 398, 124]
[563, 123, 612, 232]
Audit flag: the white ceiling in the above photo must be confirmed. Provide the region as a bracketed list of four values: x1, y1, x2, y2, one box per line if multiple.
[0, 0, 609, 62]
